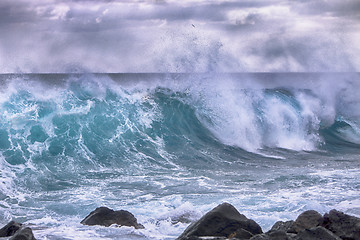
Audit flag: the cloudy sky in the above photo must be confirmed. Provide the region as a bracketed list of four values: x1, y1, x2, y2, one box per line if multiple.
[0, 0, 359, 73]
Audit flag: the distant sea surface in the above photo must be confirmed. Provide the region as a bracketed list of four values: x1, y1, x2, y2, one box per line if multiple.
[0, 73, 359, 239]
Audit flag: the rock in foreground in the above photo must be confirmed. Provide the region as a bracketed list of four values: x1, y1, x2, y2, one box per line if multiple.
[9, 227, 36, 240]
[270, 220, 296, 234]
[322, 209, 360, 240]
[0, 221, 36, 240]
[81, 206, 144, 229]
[177, 202, 262, 240]
[0, 221, 22, 237]
[176, 205, 360, 240]
[293, 210, 323, 233]
[297, 226, 341, 240]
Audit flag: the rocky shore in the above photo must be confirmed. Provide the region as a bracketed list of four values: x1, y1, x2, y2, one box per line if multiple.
[1, 203, 359, 240]
[176, 203, 360, 240]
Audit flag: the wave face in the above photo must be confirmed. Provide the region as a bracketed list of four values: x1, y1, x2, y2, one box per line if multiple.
[0, 73, 360, 239]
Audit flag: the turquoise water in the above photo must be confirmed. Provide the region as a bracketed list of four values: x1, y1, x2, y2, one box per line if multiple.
[0, 73, 359, 239]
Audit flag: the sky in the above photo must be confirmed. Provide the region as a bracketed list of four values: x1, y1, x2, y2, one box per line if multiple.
[0, 0, 359, 73]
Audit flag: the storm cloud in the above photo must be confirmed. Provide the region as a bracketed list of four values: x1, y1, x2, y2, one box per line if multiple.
[0, 0, 359, 72]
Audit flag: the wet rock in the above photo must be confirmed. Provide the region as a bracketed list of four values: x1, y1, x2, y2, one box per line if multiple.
[9, 227, 36, 240]
[322, 209, 360, 240]
[296, 226, 341, 240]
[0, 221, 22, 237]
[270, 220, 296, 233]
[177, 203, 262, 240]
[293, 210, 323, 233]
[81, 206, 144, 229]
[171, 214, 193, 224]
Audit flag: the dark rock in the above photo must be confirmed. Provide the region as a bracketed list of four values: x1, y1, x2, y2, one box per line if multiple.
[293, 210, 323, 233]
[0, 221, 22, 237]
[81, 206, 144, 229]
[171, 213, 194, 224]
[250, 231, 296, 240]
[179, 237, 228, 240]
[270, 221, 296, 233]
[9, 227, 36, 240]
[322, 209, 360, 240]
[267, 231, 296, 240]
[250, 234, 269, 240]
[177, 203, 262, 240]
[179, 237, 243, 240]
[296, 226, 341, 240]
[228, 228, 254, 239]
[250, 234, 268, 240]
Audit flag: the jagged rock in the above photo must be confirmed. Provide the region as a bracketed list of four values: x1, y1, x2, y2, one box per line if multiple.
[81, 206, 144, 229]
[296, 226, 341, 240]
[293, 210, 323, 233]
[270, 220, 296, 233]
[177, 203, 262, 240]
[322, 209, 360, 240]
[9, 227, 36, 240]
[0, 221, 22, 237]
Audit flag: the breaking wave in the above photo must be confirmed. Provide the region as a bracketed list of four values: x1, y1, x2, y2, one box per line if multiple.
[0, 73, 359, 238]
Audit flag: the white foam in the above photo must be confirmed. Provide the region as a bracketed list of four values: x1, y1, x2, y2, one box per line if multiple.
[0, 73, 359, 240]
[157, 201, 202, 223]
[185, 78, 324, 152]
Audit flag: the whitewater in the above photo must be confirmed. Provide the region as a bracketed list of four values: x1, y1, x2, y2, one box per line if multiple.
[0, 73, 359, 239]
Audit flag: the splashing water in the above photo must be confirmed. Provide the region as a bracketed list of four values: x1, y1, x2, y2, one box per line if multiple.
[0, 73, 359, 239]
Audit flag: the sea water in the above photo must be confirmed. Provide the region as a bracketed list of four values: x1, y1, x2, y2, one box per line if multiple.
[0, 73, 359, 239]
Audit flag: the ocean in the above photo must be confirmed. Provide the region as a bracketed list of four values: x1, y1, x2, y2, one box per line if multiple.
[0, 73, 359, 239]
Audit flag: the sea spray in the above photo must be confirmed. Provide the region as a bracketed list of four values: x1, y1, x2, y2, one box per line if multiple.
[0, 73, 359, 239]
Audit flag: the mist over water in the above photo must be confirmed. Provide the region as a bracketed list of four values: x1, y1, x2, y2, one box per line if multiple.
[1, 1, 359, 239]
[0, 73, 359, 239]
[1, 1, 360, 73]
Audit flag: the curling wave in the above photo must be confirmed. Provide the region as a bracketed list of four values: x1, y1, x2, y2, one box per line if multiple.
[0, 73, 359, 168]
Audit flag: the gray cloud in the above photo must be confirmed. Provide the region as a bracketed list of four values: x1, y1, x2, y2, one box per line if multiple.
[291, 0, 360, 18]
[0, 0, 359, 72]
